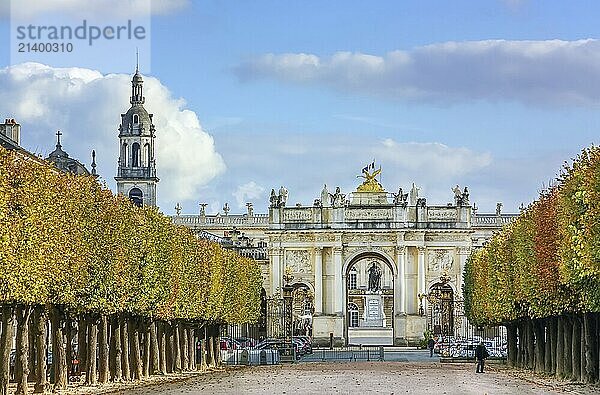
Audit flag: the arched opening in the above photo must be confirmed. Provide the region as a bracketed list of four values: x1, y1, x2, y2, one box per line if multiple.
[121, 143, 127, 167]
[128, 187, 143, 207]
[145, 143, 151, 167]
[131, 142, 140, 167]
[427, 283, 454, 336]
[345, 252, 394, 345]
[133, 114, 139, 124]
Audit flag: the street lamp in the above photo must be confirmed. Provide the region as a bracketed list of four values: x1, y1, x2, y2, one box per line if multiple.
[417, 293, 427, 316]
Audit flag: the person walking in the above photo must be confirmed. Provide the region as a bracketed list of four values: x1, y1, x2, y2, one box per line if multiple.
[427, 337, 435, 358]
[475, 342, 489, 373]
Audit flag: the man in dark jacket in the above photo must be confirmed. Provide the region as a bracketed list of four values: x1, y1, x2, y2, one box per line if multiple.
[427, 337, 435, 357]
[475, 342, 489, 373]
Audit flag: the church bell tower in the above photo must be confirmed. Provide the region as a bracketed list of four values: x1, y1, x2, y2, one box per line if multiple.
[115, 64, 158, 207]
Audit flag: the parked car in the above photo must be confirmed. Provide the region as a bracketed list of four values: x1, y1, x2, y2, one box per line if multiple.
[235, 337, 257, 348]
[256, 338, 299, 359]
[220, 336, 241, 350]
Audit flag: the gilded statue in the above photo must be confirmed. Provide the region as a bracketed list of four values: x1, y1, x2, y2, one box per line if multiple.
[356, 163, 385, 193]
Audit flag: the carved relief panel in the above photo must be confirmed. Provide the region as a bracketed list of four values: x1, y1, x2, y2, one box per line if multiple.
[285, 249, 312, 274]
[427, 249, 454, 272]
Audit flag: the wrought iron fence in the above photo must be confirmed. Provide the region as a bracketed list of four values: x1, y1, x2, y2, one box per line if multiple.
[428, 299, 507, 360]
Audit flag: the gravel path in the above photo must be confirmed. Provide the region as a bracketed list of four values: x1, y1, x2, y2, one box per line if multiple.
[107, 362, 593, 395]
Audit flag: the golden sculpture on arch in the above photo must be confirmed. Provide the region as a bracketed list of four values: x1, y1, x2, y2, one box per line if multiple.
[356, 162, 385, 192]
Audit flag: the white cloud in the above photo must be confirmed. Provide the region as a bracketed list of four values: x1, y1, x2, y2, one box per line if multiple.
[0, 62, 225, 209]
[376, 139, 492, 177]
[235, 39, 600, 106]
[205, 130, 496, 213]
[5, 0, 189, 19]
[232, 181, 265, 209]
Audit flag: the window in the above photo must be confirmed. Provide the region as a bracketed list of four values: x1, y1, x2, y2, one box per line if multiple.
[133, 114, 139, 124]
[348, 303, 359, 328]
[131, 143, 140, 167]
[348, 266, 357, 290]
[121, 143, 127, 167]
[128, 188, 143, 207]
[145, 143, 151, 167]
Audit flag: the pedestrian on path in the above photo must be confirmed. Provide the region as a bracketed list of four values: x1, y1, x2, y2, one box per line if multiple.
[475, 342, 489, 373]
[427, 337, 435, 357]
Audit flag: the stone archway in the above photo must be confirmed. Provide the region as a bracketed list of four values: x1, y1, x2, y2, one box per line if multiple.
[344, 252, 394, 345]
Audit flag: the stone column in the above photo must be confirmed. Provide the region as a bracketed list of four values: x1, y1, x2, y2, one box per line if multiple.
[333, 247, 343, 314]
[270, 247, 282, 296]
[314, 247, 323, 314]
[396, 246, 407, 314]
[417, 246, 426, 295]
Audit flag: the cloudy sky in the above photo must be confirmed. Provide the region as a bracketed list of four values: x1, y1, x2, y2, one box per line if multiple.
[1, 1, 599, 214]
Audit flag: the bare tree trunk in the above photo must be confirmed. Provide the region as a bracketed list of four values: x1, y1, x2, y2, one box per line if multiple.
[572, 315, 582, 382]
[65, 315, 73, 382]
[142, 320, 150, 378]
[526, 319, 535, 370]
[120, 315, 130, 381]
[158, 322, 167, 375]
[556, 315, 565, 378]
[516, 322, 524, 368]
[584, 312, 598, 383]
[130, 318, 142, 380]
[549, 317, 557, 375]
[544, 318, 552, 374]
[564, 316, 573, 380]
[50, 306, 67, 391]
[86, 315, 98, 385]
[33, 306, 48, 393]
[200, 338, 207, 371]
[181, 324, 189, 372]
[506, 323, 517, 367]
[27, 314, 35, 383]
[98, 315, 109, 383]
[173, 321, 182, 372]
[0, 305, 15, 395]
[188, 326, 196, 371]
[533, 319, 545, 373]
[166, 323, 174, 373]
[150, 320, 160, 375]
[15, 305, 32, 395]
[213, 336, 220, 368]
[110, 315, 122, 382]
[207, 335, 215, 368]
[77, 316, 88, 375]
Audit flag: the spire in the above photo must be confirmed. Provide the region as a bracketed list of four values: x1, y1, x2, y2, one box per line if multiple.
[136, 48, 139, 73]
[130, 53, 145, 105]
[91, 150, 97, 177]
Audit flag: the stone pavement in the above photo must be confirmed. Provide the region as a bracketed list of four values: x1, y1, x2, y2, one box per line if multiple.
[106, 361, 592, 395]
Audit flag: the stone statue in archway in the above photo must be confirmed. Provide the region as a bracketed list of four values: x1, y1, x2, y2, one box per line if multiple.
[368, 262, 382, 291]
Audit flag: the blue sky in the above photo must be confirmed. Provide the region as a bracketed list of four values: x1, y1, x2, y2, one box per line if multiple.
[0, 0, 599, 214]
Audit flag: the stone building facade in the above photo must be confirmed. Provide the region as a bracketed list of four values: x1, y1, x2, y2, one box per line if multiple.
[173, 165, 516, 346]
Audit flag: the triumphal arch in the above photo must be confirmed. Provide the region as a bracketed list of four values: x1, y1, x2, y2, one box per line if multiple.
[173, 164, 515, 345]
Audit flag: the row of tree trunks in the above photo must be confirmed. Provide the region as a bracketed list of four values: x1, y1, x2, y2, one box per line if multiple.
[0, 304, 218, 395]
[505, 313, 600, 383]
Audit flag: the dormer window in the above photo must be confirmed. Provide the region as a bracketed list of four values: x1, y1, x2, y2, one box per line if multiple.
[133, 114, 139, 124]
